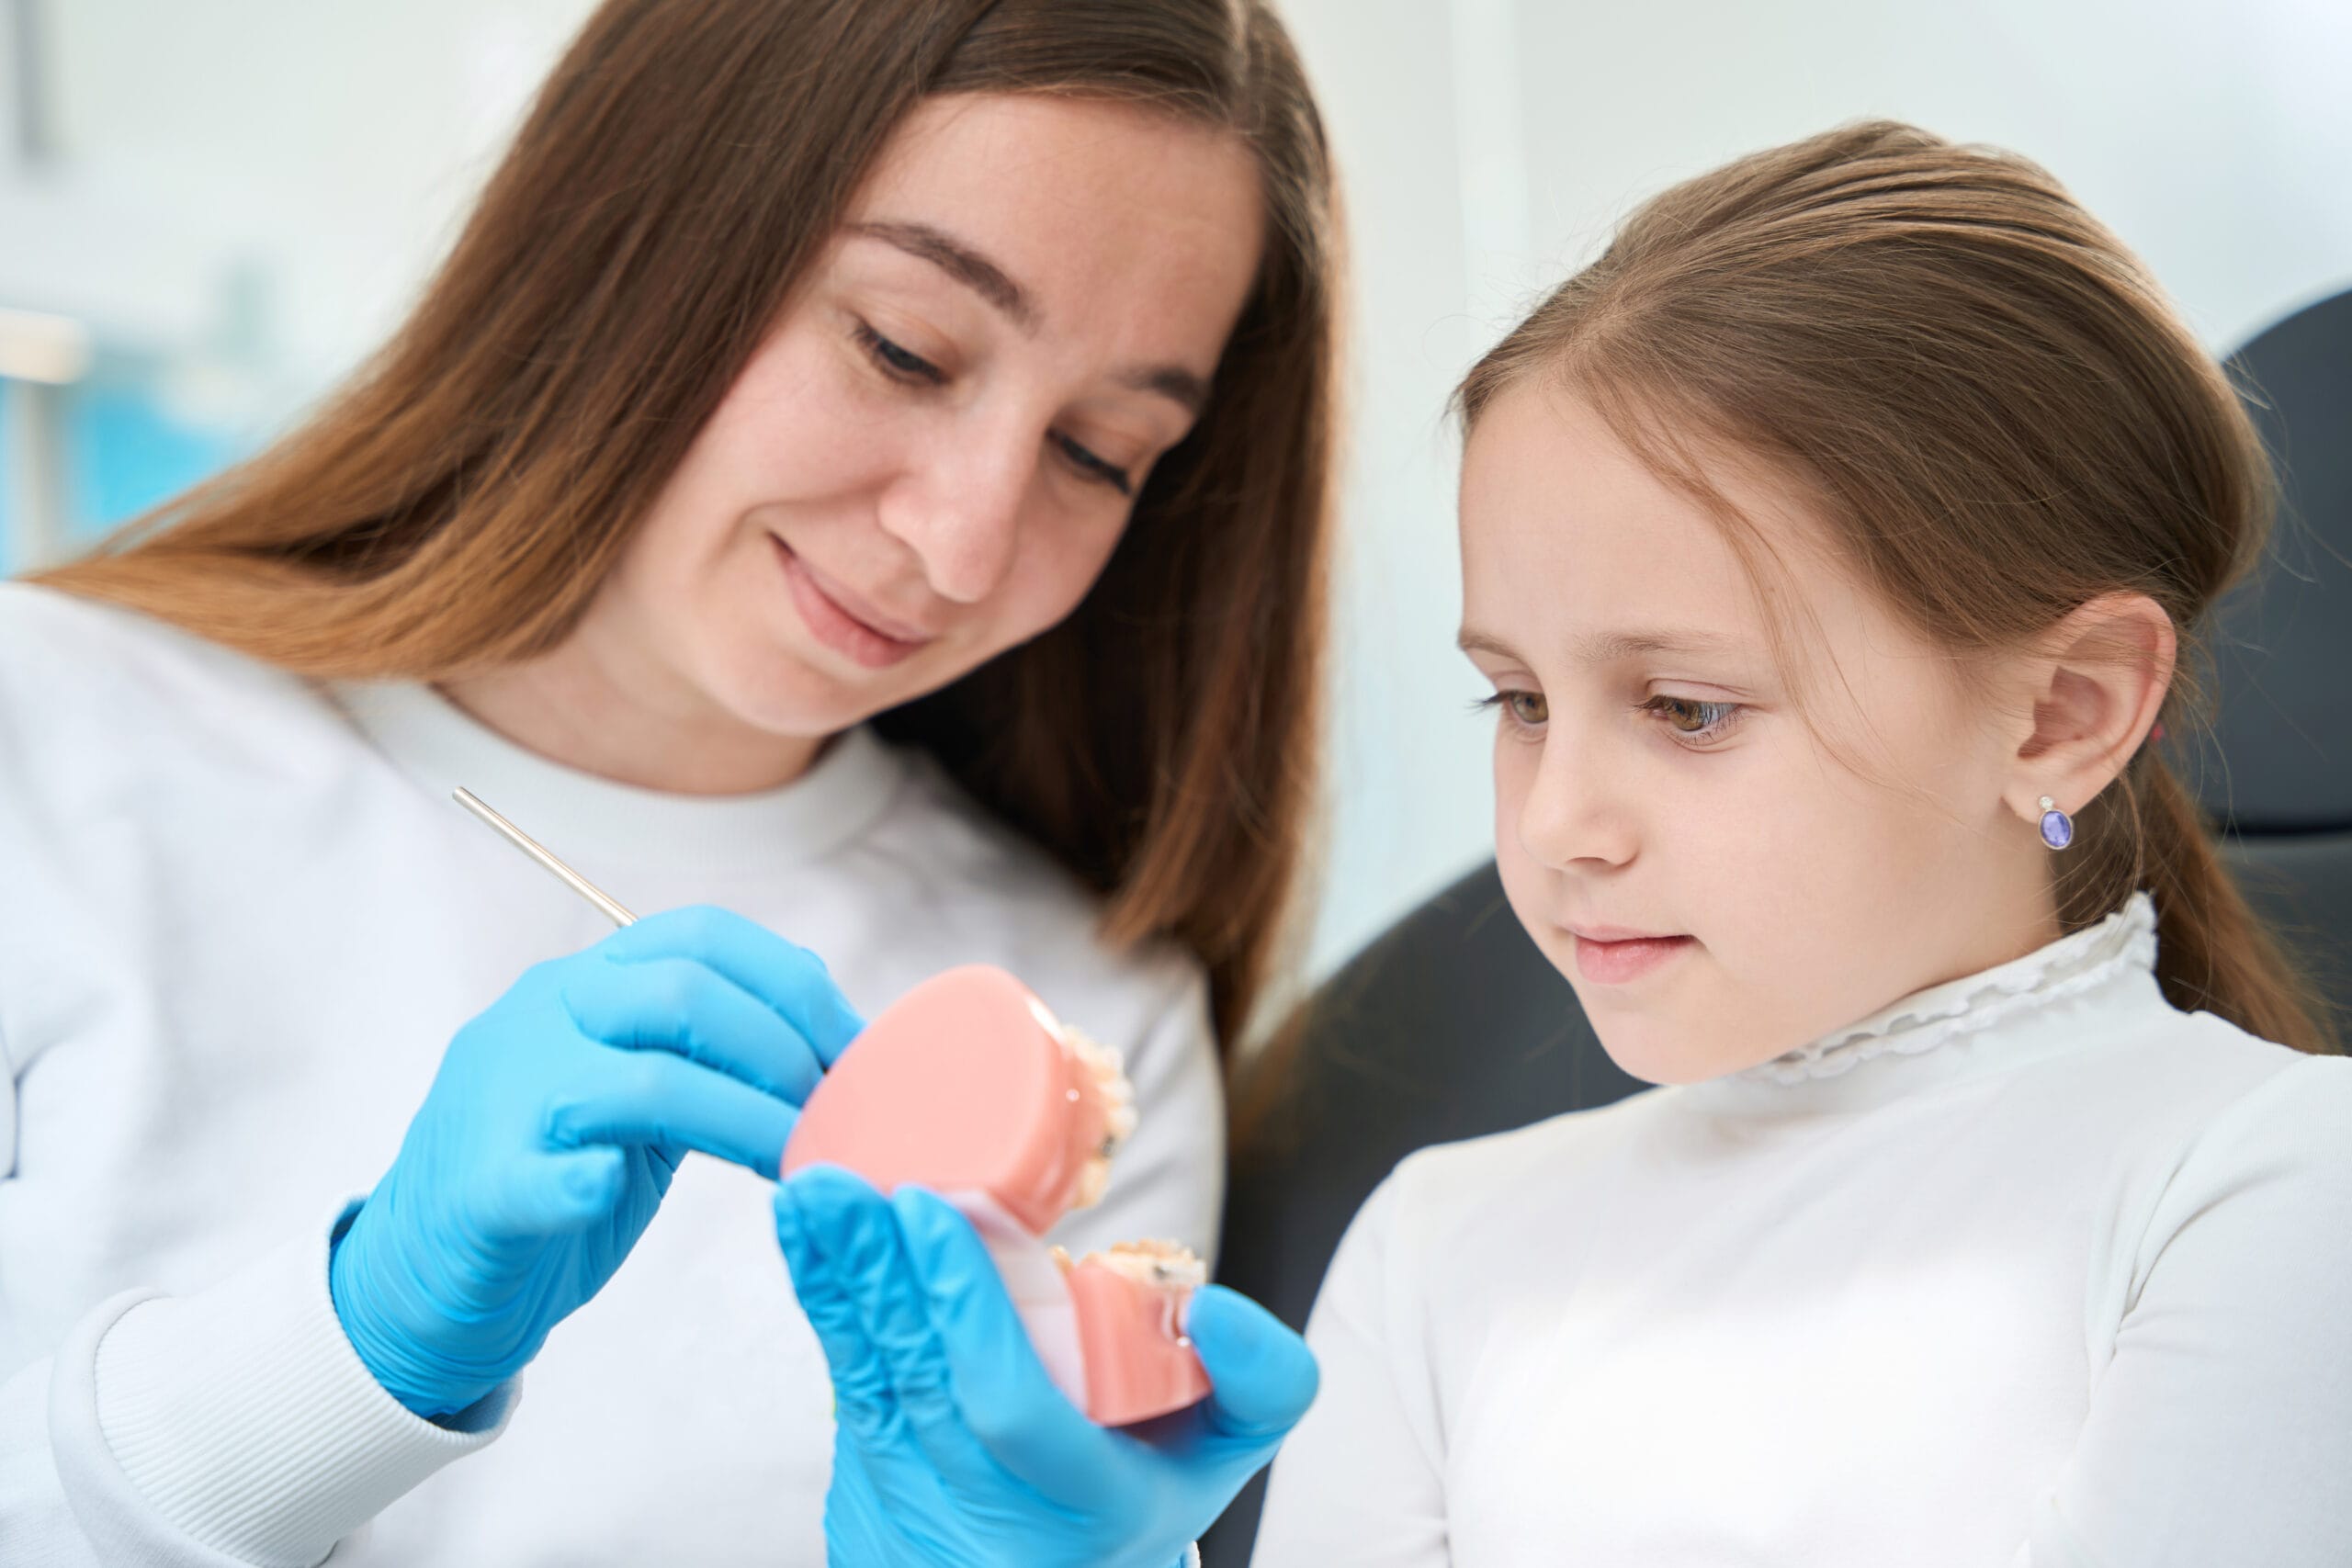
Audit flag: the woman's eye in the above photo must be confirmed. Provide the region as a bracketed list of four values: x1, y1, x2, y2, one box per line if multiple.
[1053, 433, 1134, 498]
[855, 322, 944, 385]
[1476, 691, 1549, 729]
[1645, 694, 1743, 744]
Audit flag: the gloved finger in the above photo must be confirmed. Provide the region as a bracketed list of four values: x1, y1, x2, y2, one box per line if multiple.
[599, 907, 865, 1066]
[561, 954, 825, 1104]
[548, 1047, 800, 1176]
[1181, 1285, 1319, 1447]
[791, 1169, 1009, 1494]
[774, 1181, 904, 1449]
[474, 1145, 628, 1242]
[893, 1186, 1114, 1496]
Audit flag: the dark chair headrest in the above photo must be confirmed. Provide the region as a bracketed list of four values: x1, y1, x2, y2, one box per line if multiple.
[2175, 287, 2352, 834]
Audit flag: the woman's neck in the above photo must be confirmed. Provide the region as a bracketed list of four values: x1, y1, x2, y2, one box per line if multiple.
[440, 636, 830, 797]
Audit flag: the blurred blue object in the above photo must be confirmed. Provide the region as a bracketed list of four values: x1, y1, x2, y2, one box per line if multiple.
[1, 359, 245, 575]
[68, 370, 242, 538]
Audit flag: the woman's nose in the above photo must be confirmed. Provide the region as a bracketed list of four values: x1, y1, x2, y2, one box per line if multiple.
[876, 424, 1037, 605]
[1516, 728, 1637, 872]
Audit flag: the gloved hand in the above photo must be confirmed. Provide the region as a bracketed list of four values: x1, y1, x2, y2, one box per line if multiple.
[772, 1166, 1318, 1568]
[331, 906, 864, 1419]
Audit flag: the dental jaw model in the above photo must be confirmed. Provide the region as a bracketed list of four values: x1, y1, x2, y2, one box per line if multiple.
[782, 965, 1213, 1427]
[442, 794, 1210, 1423]
[442, 792, 1209, 1425]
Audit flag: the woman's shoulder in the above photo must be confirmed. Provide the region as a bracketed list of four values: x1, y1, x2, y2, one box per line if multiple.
[0, 581, 322, 727]
[0, 581, 361, 795]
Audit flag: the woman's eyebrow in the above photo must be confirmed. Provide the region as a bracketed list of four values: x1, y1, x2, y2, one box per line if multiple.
[845, 219, 1209, 417]
[852, 220, 1037, 328]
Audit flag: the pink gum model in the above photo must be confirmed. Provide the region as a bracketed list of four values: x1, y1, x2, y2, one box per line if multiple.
[782, 964, 1210, 1426]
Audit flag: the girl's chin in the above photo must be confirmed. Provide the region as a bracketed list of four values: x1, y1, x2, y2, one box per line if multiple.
[1588, 1020, 1768, 1088]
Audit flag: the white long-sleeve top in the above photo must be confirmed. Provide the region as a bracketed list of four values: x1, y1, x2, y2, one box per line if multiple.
[1255, 889, 2352, 1566]
[0, 581, 1225, 1565]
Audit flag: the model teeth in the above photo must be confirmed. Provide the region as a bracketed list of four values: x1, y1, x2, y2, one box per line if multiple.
[1090, 1239, 1207, 1290]
[1063, 1025, 1136, 1210]
[1065, 1027, 1137, 1148]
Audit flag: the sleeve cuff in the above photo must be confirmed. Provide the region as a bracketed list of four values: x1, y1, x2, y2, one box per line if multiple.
[50, 1201, 514, 1567]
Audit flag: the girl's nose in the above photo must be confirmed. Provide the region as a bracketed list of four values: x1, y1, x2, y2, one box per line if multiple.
[876, 425, 1037, 605]
[1516, 729, 1637, 872]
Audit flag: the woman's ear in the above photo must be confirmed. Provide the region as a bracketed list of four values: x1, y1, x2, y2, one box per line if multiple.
[2000, 592, 2177, 829]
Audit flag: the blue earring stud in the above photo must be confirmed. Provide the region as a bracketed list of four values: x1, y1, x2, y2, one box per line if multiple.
[2038, 795, 2074, 851]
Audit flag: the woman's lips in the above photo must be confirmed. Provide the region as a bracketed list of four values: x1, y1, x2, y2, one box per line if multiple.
[1570, 931, 1695, 986]
[771, 536, 932, 670]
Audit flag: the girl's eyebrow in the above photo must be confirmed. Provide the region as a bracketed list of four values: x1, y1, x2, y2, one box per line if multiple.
[1458, 626, 1742, 664]
[1565, 627, 1743, 664]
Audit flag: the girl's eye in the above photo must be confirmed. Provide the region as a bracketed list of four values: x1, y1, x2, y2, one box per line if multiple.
[855, 322, 944, 385]
[1476, 690, 1549, 730]
[1053, 433, 1134, 498]
[1645, 694, 1744, 745]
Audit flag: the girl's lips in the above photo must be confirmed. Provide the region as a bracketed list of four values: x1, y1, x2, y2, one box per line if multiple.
[1572, 931, 1695, 986]
[771, 536, 931, 670]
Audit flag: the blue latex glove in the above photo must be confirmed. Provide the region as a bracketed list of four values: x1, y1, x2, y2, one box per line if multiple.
[773, 1166, 1318, 1568]
[331, 906, 863, 1418]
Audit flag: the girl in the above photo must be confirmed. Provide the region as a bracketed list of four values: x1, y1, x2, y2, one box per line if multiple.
[773, 121, 2352, 1566]
[0, 1, 1336, 1562]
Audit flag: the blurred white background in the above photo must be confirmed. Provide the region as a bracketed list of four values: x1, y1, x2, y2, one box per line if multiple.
[5, 0, 2348, 975]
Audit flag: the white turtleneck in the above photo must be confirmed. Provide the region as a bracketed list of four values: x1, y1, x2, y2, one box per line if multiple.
[1253, 892, 2352, 1566]
[0, 582, 1223, 1565]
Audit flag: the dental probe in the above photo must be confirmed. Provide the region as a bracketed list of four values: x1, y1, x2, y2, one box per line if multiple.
[451, 787, 639, 928]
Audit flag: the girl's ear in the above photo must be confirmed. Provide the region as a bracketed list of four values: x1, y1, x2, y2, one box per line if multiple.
[2001, 592, 2177, 829]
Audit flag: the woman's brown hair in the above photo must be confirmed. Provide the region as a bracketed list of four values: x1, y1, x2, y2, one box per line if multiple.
[34, 0, 1339, 1052]
[1456, 120, 2335, 1054]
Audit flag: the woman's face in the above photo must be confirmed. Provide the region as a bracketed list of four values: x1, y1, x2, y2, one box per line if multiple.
[591, 92, 1264, 744]
[1458, 383, 2064, 1085]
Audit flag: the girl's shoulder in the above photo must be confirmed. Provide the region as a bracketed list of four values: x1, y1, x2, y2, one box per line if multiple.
[1367, 1091, 1666, 1262]
[2128, 1017, 2352, 1213]
[2064, 1000, 2352, 1177]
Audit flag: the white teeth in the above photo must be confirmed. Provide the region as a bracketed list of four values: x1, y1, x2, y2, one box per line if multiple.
[1081, 1239, 1206, 1290]
[1061, 1025, 1137, 1211]
[1065, 1026, 1138, 1149]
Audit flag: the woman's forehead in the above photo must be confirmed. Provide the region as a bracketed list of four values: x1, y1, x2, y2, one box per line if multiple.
[846, 94, 1265, 357]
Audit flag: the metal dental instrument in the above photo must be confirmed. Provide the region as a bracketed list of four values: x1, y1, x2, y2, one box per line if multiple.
[452, 787, 639, 928]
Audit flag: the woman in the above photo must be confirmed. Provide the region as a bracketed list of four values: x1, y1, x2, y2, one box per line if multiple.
[0, 1, 1337, 1561]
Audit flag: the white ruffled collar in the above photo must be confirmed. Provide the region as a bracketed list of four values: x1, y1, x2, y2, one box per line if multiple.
[1737, 891, 2161, 1088]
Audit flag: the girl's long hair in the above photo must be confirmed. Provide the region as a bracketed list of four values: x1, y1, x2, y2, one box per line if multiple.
[1457, 120, 2335, 1054]
[36, 0, 1340, 1053]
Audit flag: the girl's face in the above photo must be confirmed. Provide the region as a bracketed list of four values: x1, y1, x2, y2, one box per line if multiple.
[576, 92, 1264, 750]
[1459, 384, 2064, 1084]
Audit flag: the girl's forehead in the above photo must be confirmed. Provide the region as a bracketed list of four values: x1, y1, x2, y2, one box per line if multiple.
[1456, 378, 1933, 691]
[1459, 384, 1775, 647]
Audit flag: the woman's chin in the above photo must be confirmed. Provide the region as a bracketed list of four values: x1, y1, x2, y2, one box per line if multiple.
[700, 642, 893, 741]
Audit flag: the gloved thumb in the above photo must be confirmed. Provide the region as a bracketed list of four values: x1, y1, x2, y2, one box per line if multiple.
[1183, 1285, 1318, 1444]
